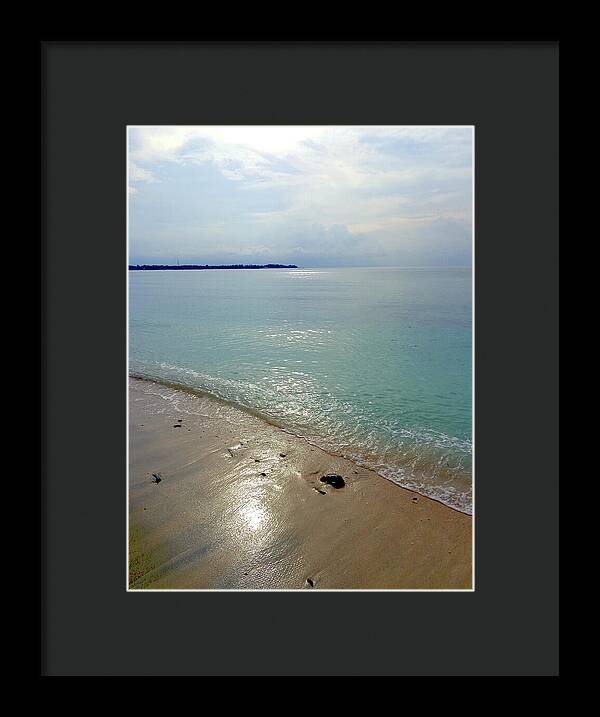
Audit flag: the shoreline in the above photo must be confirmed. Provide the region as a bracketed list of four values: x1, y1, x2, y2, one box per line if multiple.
[130, 372, 472, 515]
[128, 377, 473, 590]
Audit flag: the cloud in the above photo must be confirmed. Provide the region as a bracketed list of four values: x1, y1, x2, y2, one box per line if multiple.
[128, 160, 157, 194]
[128, 126, 473, 266]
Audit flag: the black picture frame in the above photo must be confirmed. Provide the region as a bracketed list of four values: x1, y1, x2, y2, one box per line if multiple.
[40, 40, 559, 676]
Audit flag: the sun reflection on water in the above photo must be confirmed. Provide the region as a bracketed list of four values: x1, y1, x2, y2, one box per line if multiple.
[239, 497, 266, 531]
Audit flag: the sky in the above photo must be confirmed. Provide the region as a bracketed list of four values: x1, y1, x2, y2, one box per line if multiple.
[128, 126, 473, 267]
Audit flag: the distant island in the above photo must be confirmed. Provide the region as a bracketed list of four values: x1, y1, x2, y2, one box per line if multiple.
[129, 263, 298, 271]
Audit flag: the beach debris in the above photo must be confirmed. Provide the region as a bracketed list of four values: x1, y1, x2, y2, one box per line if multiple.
[305, 578, 314, 588]
[151, 473, 162, 484]
[320, 475, 345, 489]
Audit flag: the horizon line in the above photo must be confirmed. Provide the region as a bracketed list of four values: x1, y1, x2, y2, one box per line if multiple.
[128, 263, 472, 269]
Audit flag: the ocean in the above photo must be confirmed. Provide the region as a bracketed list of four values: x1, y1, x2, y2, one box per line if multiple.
[129, 267, 472, 513]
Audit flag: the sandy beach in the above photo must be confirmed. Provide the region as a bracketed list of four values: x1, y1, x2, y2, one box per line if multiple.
[128, 377, 472, 590]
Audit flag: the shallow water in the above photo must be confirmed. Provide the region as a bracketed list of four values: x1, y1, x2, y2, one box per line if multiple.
[129, 267, 472, 512]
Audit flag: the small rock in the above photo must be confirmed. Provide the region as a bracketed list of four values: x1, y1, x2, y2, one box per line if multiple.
[173, 425, 182, 428]
[254, 459, 260, 462]
[260, 472, 267, 477]
[313, 488, 326, 495]
[306, 578, 314, 588]
[279, 453, 286, 458]
[151, 473, 162, 484]
[320, 475, 345, 489]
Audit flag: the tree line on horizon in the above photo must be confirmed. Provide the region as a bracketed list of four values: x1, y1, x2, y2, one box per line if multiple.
[128, 263, 299, 271]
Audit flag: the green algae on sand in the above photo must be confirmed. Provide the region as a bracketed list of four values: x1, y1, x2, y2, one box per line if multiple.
[128, 527, 157, 589]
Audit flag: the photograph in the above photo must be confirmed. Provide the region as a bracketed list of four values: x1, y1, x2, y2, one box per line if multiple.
[41, 37, 559, 677]
[127, 125, 474, 591]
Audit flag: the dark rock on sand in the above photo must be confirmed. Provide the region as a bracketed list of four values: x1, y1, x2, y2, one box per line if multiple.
[173, 425, 182, 428]
[306, 578, 314, 587]
[279, 453, 286, 458]
[151, 473, 162, 484]
[320, 475, 345, 488]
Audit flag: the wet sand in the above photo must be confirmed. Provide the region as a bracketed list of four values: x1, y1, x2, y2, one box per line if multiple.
[128, 377, 472, 590]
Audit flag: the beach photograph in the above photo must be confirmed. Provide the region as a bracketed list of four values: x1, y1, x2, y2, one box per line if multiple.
[128, 125, 474, 591]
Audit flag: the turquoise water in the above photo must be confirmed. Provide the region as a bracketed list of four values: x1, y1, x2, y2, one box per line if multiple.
[129, 267, 472, 513]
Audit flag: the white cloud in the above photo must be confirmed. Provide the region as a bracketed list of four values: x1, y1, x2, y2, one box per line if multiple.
[128, 126, 473, 266]
[128, 160, 158, 194]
